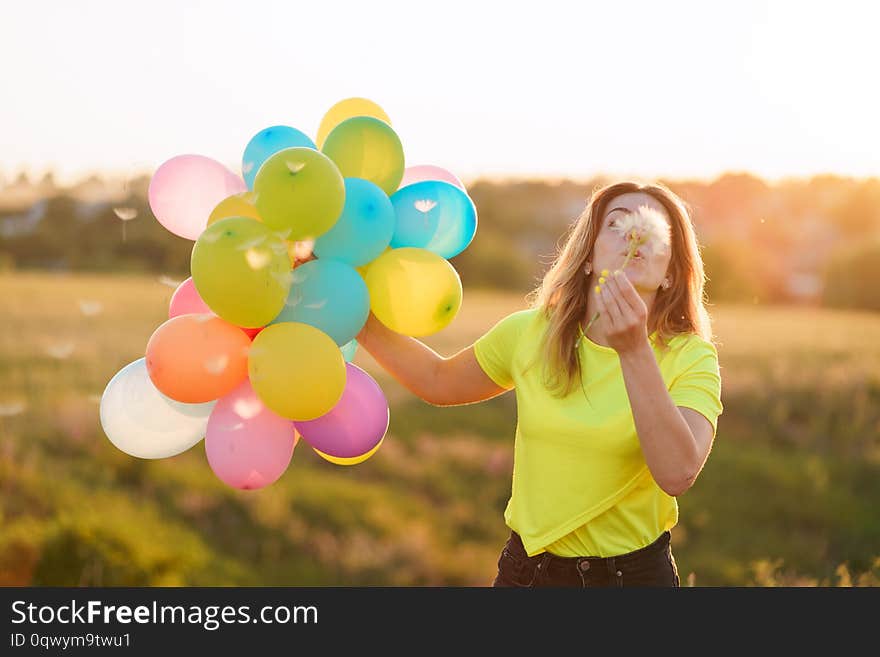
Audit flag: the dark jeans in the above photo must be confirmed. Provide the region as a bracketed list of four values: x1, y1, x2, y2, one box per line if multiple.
[492, 530, 680, 587]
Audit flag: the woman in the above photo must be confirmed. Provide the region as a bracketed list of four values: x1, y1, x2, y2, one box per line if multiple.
[356, 181, 723, 587]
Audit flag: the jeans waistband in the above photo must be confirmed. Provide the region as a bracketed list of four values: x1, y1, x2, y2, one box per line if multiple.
[508, 529, 671, 568]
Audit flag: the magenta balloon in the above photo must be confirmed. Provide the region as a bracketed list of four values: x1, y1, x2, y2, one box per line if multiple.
[205, 379, 297, 489]
[148, 154, 247, 240]
[399, 165, 465, 191]
[294, 363, 389, 458]
[168, 277, 212, 318]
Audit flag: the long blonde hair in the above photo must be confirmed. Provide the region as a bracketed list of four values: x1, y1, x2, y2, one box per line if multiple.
[525, 181, 713, 397]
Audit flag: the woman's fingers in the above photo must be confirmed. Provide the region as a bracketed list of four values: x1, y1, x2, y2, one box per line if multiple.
[610, 271, 647, 321]
[600, 284, 624, 328]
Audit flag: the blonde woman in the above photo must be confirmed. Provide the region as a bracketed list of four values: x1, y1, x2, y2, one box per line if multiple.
[356, 181, 723, 587]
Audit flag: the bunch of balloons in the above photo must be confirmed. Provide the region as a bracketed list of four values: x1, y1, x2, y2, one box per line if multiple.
[99, 98, 478, 490]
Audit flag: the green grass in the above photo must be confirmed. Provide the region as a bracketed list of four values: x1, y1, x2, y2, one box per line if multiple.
[1, 272, 878, 586]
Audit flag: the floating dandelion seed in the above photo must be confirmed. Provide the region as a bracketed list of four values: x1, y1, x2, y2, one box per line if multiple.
[78, 300, 103, 316]
[304, 299, 327, 310]
[158, 275, 182, 288]
[46, 342, 75, 359]
[245, 248, 271, 270]
[285, 289, 304, 308]
[233, 397, 262, 420]
[286, 161, 306, 174]
[86, 394, 102, 404]
[236, 234, 268, 251]
[242, 161, 255, 174]
[0, 401, 26, 417]
[204, 355, 229, 375]
[113, 207, 138, 221]
[414, 199, 437, 213]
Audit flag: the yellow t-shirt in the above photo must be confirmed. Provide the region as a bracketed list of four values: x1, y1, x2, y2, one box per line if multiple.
[473, 308, 723, 558]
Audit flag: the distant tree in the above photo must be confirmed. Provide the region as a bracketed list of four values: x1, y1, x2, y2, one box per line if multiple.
[822, 240, 880, 311]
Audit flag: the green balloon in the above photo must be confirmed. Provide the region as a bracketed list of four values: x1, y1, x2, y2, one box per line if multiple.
[191, 216, 292, 328]
[253, 147, 346, 240]
[321, 116, 405, 196]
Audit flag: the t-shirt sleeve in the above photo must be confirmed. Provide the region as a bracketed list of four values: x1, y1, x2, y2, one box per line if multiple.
[472, 310, 532, 389]
[668, 336, 724, 436]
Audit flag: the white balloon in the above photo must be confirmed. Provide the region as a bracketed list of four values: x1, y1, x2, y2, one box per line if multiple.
[100, 358, 215, 459]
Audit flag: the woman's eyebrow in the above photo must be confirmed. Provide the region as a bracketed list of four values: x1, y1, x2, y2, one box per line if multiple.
[605, 207, 631, 218]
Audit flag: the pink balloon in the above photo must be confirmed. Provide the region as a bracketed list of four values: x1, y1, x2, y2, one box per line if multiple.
[169, 277, 212, 318]
[294, 363, 389, 458]
[399, 165, 465, 191]
[205, 379, 297, 489]
[148, 154, 247, 240]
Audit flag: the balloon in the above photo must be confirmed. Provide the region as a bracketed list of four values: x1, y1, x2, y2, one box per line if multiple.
[242, 125, 317, 189]
[399, 165, 465, 191]
[294, 363, 388, 458]
[321, 117, 404, 196]
[191, 216, 292, 328]
[100, 358, 215, 459]
[390, 180, 477, 259]
[271, 259, 369, 346]
[341, 340, 358, 362]
[316, 97, 391, 149]
[314, 438, 384, 466]
[148, 154, 247, 240]
[145, 314, 251, 403]
[205, 379, 297, 489]
[365, 247, 462, 337]
[253, 147, 346, 240]
[168, 277, 212, 318]
[248, 322, 346, 420]
[207, 191, 261, 226]
[313, 178, 395, 266]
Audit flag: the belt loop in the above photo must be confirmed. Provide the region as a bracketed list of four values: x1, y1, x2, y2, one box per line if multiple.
[528, 553, 551, 587]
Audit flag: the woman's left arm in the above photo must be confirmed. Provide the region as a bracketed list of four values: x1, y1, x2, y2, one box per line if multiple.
[597, 271, 714, 497]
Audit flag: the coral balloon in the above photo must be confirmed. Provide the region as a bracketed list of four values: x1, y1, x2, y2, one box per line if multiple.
[207, 191, 261, 226]
[365, 247, 462, 337]
[253, 147, 345, 240]
[191, 216, 292, 328]
[100, 358, 215, 459]
[314, 438, 384, 466]
[271, 259, 369, 346]
[294, 363, 388, 458]
[390, 180, 478, 258]
[321, 117, 404, 196]
[313, 178, 395, 267]
[145, 314, 251, 403]
[205, 379, 297, 490]
[316, 97, 391, 149]
[148, 154, 246, 240]
[399, 165, 465, 190]
[242, 125, 316, 189]
[248, 322, 346, 421]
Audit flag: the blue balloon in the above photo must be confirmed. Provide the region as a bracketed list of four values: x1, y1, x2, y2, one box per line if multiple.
[313, 178, 395, 266]
[242, 125, 317, 189]
[341, 339, 358, 362]
[270, 260, 369, 346]
[390, 180, 477, 259]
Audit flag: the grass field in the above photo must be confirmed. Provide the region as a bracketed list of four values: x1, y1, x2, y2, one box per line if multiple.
[1, 272, 878, 586]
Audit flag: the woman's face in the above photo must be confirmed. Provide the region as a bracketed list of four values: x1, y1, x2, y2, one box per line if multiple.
[590, 192, 673, 293]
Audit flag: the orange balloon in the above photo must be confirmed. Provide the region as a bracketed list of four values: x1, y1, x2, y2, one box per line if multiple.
[145, 314, 251, 403]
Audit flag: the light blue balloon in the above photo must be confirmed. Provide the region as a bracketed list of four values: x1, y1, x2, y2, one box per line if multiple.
[390, 180, 478, 259]
[313, 178, 395, 266]
[341, 339, 358, 362]
[242, 125, 317, 189]
[270, 260, 369, 346]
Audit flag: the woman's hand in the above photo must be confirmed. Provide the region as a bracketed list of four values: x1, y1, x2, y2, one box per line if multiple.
[594, 270, 650, 355]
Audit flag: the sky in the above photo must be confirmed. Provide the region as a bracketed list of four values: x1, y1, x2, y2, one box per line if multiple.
[2, 0, 879, 185]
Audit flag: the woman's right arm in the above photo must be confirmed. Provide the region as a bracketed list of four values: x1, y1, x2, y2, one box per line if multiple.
[356, 313, 509, 407]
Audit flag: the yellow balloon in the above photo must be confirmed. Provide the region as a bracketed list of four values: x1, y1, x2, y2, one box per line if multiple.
[248, 322, 346, 420]
[365, 247, 462, 337]
[321, 117, 404, 196]
[314, 438, 384, 465]
[191, 217, 292, 328]
[208, 192, 261, 226]
[316, 97, 391, 149]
